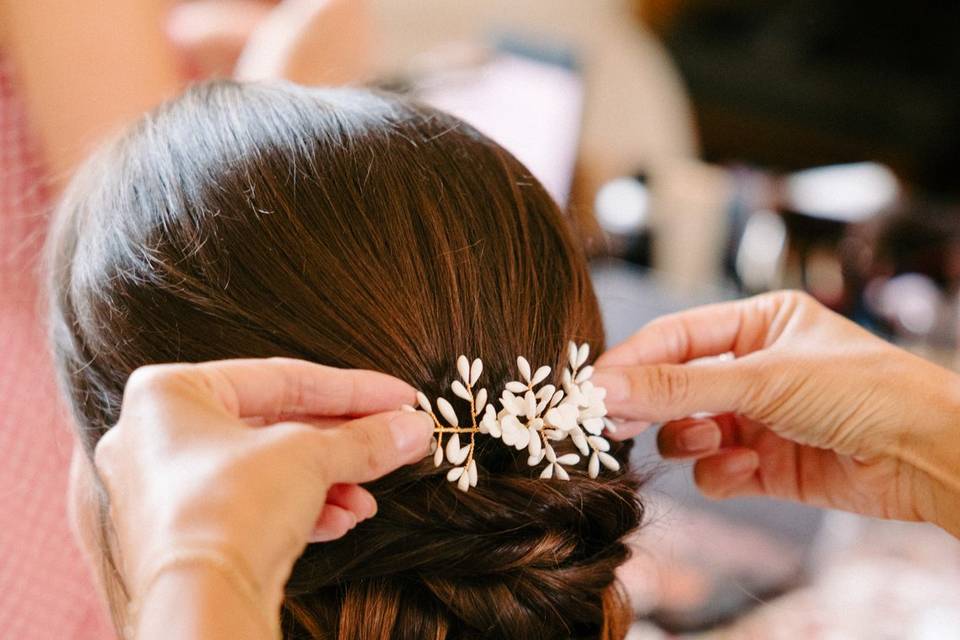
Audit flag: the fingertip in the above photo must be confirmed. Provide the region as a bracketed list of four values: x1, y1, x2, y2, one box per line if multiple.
[326, 483, 378, 520]
[389, 410, 433, 459]
[309, 504, 358, 543]
[693, 448, 760, 499]
[592, 369, 630, 406]
[607, 419, 653, 441]
[657, 418, 722, 458]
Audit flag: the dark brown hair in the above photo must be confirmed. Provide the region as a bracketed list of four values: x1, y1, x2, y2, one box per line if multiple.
[48, 81, 643, 639]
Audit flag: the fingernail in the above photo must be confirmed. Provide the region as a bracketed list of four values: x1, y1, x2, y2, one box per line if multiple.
[679, 422, 721, 453]
[364, 493, 378, 518]
[389, 411, 433, 456]
[593, 371, 628, 404]
[723, 451, 759, 475]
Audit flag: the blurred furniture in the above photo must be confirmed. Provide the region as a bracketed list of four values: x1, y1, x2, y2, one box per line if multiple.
[369, 0, 698, 241]
[636, 0, 960, 193]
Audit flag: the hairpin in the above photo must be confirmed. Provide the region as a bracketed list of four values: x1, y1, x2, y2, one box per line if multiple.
[402, 342, 620, 492]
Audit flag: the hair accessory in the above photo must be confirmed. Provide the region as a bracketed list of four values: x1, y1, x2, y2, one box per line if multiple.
[402, 342, 620, 492]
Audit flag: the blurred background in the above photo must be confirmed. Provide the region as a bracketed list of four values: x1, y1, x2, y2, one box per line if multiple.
[4, 0, 960, 638]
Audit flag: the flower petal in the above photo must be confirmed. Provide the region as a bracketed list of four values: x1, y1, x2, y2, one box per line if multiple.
[475, 388, 488, 413]
[524, 390, 537, 419]
[447, 466, 465, 482]
[457, 355, 470, 383]
[505, 381, 528, 394]
[576, 343, 590, 368]
[588, 452, 600, 478]
[449, 444, 469, 466]
[582, 417, 604, 435]
[528, 432, 542, 459]
[588, 435, 610, 452]
[531, 365, 551, 386]
[544, 444, 557, 463]
[517, 356, 532, 383]
[556, 453, 580, 466]
[416, 392, 432, 413]
[470, 358, 483, 386]
[437, 397, 459, 427]
[451, 380, 471, 401]
[598, 451, 620, 471]
[571, 429, 590, 456]
[445, 433, 461, 461]
[602, 417, 618, 433]
[540, 463, 555, 479]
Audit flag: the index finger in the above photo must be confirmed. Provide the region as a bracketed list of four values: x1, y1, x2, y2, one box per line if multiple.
[596, 293, 788, 368]
[191, 357, 416, 420]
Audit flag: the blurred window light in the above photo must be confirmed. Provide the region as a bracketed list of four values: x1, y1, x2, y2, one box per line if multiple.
[735, 209, 787, 292]
[594, 177, 649, 236]
[873, 273, 941, 337]
[785, 162, 899, 223]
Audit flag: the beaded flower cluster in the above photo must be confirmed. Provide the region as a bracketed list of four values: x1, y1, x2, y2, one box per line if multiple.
[403, 342, 620, 492]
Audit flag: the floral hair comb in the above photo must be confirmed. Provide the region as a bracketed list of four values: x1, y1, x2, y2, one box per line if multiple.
[402, 342, 620, 492]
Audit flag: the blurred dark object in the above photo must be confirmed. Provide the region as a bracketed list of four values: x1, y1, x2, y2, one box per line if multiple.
[593, 174, 654, 266]
[843, 196, 960, 348]
[637, 0, 960, 194]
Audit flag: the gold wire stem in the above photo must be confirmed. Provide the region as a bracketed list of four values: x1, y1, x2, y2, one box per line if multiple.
[466, 382, 478, 467]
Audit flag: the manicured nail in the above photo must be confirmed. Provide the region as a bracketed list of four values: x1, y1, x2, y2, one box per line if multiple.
[593, 371, 628, 404]
[679, 422, 721, 453]
[389, 411, 433, 455]
[723, 451, 759, 475]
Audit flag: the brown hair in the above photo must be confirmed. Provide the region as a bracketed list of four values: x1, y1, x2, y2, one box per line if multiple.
[48, 81, 643, 639]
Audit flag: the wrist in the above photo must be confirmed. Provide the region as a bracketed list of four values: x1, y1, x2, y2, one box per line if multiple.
[895, 366, 960, 535]
[135, 561, 281, 640]
[130, 542, 283, 639]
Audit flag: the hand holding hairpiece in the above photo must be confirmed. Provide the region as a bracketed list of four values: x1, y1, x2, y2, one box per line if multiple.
[403, 342, 620, 492]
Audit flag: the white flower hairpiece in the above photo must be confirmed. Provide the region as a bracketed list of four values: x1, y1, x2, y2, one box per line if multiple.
[402, 342, 620, 492]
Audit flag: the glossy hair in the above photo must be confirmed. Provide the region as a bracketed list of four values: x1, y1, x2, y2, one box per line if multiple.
[48, 81, 643, 639]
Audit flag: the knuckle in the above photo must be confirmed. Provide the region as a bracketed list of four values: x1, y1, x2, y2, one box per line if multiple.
[92, 430, 118, 477]
[124, 364, 191, 400]
[353, 426, 384, 475]
[640, 365, 689, 407]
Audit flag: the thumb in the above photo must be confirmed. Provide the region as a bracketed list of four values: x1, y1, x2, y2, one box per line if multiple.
[312, 410, 434, 484]
[594, 360, 761, 427]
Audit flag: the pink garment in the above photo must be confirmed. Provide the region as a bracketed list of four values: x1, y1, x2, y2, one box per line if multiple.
[0, 56, 114, 639]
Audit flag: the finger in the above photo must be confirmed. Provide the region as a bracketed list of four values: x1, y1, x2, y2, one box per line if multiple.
[190, 357, 416, 420]
[309, 503, 358, 543]
[594, 360, 762, 423]
[657, 418, 722, 458]
[692, 448, 762, 499]
[606, 419, 653, 441]
[325, 483, 377, 521]
[311, 410, 433, 485]
[597, 292, 794, 368]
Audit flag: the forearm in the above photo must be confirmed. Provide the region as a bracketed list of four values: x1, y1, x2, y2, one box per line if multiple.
[136, 566, 281, 640]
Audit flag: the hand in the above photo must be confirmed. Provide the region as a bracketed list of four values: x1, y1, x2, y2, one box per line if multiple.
[93, 358, 432, 606]
[594, 291, 960, 535]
